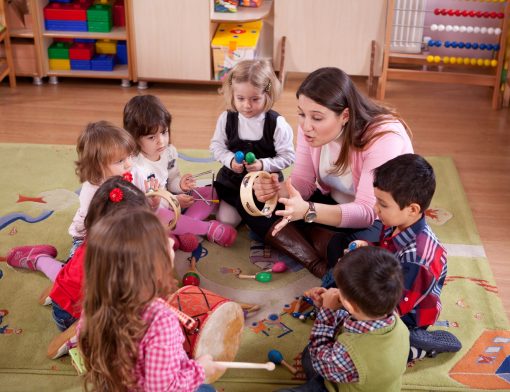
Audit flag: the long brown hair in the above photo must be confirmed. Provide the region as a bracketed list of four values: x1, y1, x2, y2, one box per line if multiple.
[75, 121, 136, 185]
[296, 67, 411, 174]
[79, 209, 177, 391]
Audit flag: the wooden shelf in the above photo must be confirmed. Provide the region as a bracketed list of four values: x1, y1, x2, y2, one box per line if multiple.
[211, 0, 272, 22]
[10, 28, 34, 38]
[47, 64, 129, 79]
[0, 58, 9, 80]
[42, 26, 127, 40]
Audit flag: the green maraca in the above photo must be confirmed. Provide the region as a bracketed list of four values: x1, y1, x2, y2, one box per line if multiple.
[237, 270, 272, 283]
[245, 152, 256, 164]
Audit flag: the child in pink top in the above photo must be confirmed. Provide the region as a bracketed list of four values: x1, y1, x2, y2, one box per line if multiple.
[79, 208, 223, 391]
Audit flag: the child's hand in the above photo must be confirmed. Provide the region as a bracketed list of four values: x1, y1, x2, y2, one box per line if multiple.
[321, 288, 343, 311]
[230, 158, 244, 174]
[177, 193, 194, 209]
[344, 240, 369, 254]
[180, 174, 196, 192]
[196, 354, 226, 380]
[144, 178, 161, 209]
[303, 287, 327, 307]
[245, 160, 262, 172]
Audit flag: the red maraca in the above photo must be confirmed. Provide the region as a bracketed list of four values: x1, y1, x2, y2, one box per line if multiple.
[182, 244, 204, 286]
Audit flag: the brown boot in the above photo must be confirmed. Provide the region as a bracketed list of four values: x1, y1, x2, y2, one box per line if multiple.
[265, 222, 327, 278]
[301, 225, 338, 261]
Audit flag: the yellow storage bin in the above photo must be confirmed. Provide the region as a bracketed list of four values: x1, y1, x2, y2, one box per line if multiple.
[49, 59, 71, 71]
[96, 39, 117, 55]
[211, 20, 262, 80]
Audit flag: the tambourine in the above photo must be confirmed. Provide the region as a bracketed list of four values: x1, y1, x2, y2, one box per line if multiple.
[145, 188, 181, 230]
[240, 171, 278, 217]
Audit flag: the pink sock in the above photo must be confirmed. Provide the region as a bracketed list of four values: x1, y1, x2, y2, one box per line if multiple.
[36, 255, 64, 282]
[185, 186, 217, 220]
[156, 207, 210, 235]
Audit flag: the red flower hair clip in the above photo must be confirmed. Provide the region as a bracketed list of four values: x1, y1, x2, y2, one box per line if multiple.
[122, 172, 133, 183]
[109, 188, 124, 203]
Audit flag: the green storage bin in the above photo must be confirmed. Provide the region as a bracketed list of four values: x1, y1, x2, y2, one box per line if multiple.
[87, 4, 112, 22]
[48, 42, 71, 59]
[87, 20, 113, 32]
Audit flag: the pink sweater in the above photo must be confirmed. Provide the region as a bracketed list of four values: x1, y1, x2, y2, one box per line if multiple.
[290, 121, 413, 228]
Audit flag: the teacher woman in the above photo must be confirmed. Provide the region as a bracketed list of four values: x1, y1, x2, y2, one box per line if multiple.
[245, 67, 413, 277]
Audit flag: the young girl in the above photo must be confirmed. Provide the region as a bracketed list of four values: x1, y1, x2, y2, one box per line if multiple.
[79, 208, 223, 391]
[123, 94, 237, 251]
[68, 120, 136, 256]
[209, 59, 295, 227]
[6, 177, 151, 336]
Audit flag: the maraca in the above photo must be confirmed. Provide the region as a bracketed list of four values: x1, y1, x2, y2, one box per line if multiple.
[234, 151, 244, 164]
[271, 261, 287, 273]
[182, 244, 204, 286]
[267, 349, 297, 374]
[245, 152, 256, 164]
[237, 271, 272, 283]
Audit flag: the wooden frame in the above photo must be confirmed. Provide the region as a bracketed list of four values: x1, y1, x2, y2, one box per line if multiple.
[0, 0, 17, 87]
[378, 0, 510, 109]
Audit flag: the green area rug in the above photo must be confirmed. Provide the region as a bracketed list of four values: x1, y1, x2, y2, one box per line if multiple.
[0, 144, 509, 391]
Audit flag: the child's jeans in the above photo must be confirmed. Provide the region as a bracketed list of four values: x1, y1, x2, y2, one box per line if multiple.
[196, 384, 216, 392]
[68, 237, 84, 261]
[276, 345, 328, 392]
[52, 302, 78, 332]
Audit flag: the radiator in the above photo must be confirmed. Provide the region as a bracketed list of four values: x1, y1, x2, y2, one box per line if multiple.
[391, 0, 427, 53]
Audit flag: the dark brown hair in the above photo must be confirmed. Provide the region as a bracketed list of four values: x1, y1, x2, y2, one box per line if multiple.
[334, 246, 403, 318]
[297, 67, 412, 174]
[75, 121, 136, 185]
[79, 208, 177, 391]
[123, 95, 172, 152]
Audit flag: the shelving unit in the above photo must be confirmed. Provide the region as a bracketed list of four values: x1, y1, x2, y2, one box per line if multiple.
[3, 0, 43, 84]
[131, 0, 275, 87]
[33, 0, 133, 85]
[377, 0, 510, 109]
[0, 0, 17, 87]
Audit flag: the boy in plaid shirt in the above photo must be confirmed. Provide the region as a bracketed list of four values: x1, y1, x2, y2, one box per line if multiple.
[349, 154, 461, 361]
[278, 246, 409, 392]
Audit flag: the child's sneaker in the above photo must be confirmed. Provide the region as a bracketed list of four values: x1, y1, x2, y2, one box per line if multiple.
[177, 233, 199, 252]
[410, 328, 462, 353]
[6, 245, 57, 271]
[47, 322, 77, 359]
[207, 221, 237, 247]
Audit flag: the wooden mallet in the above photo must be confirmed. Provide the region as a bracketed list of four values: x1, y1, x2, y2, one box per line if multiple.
[268, 349, 297, 374]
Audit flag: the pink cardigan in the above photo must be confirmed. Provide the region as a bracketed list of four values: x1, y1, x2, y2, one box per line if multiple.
[290, 121, 413, 228]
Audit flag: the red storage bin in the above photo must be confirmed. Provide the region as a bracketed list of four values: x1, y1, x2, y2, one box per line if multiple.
[113, 0, 125, 27]
[69, 42, 95, 60]
[43, 2, 88, 21]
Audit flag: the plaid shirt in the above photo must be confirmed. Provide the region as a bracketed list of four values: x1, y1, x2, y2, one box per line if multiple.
[378, 215, 447, 328]
[309, 307, 396, 383]
[134, 298, 205, 392]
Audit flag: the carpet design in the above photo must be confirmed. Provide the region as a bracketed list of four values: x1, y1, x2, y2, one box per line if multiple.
[0, 144, 509, 392]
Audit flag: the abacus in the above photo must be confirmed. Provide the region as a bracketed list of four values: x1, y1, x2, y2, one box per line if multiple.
[378, 0, 509, 109]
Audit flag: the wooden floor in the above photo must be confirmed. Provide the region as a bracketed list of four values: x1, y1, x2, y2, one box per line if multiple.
[1, 75, 509, 318]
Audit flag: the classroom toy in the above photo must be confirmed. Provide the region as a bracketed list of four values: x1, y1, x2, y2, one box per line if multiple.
[113, 0, 125, 26]
[240, 171, 278, 217]
[267, 349, 297, 374]
[49, 58, 70, 70]
[271, 261, 287, 273]
[95, 39, 116, 54]
[239, 0, 263, 7]
[245, 151, 256, 164]
[43, 2, 88, 21]
[91, 54, 115, 71]
[234, 150, 244, 163]
[48, 41, 71, 59]
[211, 20, 263, 80]
[182, 244, 204, 287]
[87, 4, 112, 32]
[69, 42, 95, 60]
[45, 19, 88, 31]
[70, 59, 91, 70]
[116, 40, 127, 64]
[214, 0, 238, 13]
[237, 271, 272, 283]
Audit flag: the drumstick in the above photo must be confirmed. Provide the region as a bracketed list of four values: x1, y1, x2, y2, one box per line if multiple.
[214, 361, 275, 371]
[192, 188, 210, 205]
[192, 170, 213, 178]
[238, 302, 261, 313]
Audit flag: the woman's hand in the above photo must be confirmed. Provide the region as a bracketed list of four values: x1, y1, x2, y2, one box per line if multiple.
[230, 158, 244, 174]
[245, 160, 262, 172]
[253, 172, 281, 203]
[271, 179, 308, 236]
[176, 193, 194, 209]
[179, 173, 196, 192]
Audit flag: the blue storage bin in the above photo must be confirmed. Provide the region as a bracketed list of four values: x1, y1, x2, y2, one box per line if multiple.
[74, 38, 96, 44]
[116, 41, 128, 65]
[71, 59, 92, 70]
[45, 20, 88, 32]
[91, 54, 115, 71]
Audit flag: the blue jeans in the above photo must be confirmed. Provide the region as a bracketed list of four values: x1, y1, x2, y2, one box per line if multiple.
[52, 302, 77, 332]
[67, 237, 84, 261]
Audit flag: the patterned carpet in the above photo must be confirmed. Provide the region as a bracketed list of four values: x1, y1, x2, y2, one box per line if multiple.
[0, 144, 509, 391]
